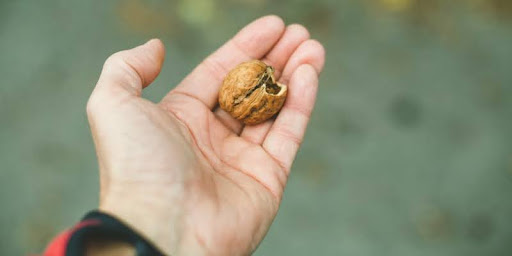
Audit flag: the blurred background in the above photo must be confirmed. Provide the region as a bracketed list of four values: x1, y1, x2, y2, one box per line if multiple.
[1, 0, 511, 255]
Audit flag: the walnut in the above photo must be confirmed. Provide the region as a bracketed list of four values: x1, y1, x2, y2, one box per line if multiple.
[218, 60, 287, 125]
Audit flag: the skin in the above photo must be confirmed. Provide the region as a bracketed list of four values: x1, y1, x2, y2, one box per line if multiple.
[86, 15, 325, 255]
[86, 240, 135, 256]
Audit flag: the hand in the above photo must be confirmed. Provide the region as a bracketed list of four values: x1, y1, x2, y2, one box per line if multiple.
[86, 15, 325, 255]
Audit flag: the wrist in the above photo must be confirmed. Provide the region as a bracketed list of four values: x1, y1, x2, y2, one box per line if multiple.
[99, 186, 182, 255]
[85, 239, 135, 256]
[99, 198, 212, 256]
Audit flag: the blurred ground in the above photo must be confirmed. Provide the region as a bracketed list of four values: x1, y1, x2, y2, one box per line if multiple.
[0, 0, 511, 255]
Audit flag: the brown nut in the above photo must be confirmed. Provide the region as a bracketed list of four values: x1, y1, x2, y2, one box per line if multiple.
[218, 60, 287, 125]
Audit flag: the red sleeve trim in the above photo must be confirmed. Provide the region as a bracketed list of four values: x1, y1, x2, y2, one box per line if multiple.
[42, 211, 164, 255]
[43, 220, 100, 256]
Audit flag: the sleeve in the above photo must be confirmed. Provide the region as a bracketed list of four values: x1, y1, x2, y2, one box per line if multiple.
[43, 211, 165, 256]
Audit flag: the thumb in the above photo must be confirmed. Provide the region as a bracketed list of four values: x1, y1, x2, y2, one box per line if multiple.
[94, 39, 165, 97]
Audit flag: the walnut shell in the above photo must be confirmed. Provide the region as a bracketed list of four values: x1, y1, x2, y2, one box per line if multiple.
[218, 60, 287, 125]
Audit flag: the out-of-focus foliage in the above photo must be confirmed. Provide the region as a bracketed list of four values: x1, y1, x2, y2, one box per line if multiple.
[0, 0, 511, 255]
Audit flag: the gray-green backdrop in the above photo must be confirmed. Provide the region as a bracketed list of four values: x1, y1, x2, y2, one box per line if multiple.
[1, 0, 511, 255]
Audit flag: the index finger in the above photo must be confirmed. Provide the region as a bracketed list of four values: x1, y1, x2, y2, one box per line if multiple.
[164, 15, 285, 109]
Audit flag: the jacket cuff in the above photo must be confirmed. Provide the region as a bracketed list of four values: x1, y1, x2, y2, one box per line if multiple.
[44, 210, 165, 256]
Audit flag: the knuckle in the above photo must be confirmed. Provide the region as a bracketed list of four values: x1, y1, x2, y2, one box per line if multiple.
[103, 51, 124, 69]
[86, 92, 102, 117]
[86, 97, 97, 117]
[102, 51, 143, 87]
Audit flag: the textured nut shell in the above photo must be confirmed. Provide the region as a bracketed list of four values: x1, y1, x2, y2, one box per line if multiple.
[218, 60, 287, 125]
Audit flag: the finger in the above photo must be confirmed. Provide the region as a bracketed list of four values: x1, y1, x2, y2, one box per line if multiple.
[241, 39, 325, 144]
[280, 39, 325, 85]
[261, 24, 310, 78]
[165, 15, 285, 109]
[214, 24, 310, 135]
[262, 65, 319, 173]
[94, 39, 165, 97]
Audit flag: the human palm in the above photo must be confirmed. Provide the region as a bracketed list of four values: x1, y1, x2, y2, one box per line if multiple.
[86, 16, 325, 255]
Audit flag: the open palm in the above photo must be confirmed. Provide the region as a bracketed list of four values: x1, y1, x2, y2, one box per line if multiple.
[86, 16, 325, 255]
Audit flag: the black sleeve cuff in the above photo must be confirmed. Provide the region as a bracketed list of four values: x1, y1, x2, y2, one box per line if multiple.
[65, 210, 166, 256]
